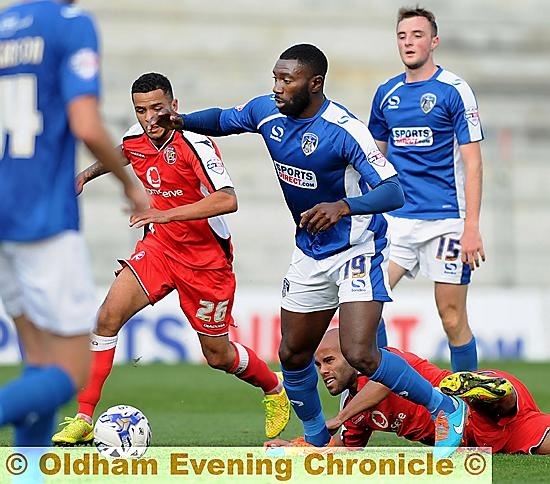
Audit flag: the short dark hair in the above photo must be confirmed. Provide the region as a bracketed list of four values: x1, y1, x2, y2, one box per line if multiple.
[397, 6, 438, 37]
[279, 44, 328, 77]
[131, 72, 173, 99]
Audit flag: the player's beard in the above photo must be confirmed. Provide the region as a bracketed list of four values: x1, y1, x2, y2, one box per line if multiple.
[146, 126, 171, 147]
[277, 87, 311, 117]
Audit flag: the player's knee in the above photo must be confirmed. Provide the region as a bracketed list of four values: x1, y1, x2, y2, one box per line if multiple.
[278, 343, 311, 370]
[204, 350, 233, 371]
[441, 313, 468, 338]
[95, 304, 125, 337]
[342, 345, 379, 375]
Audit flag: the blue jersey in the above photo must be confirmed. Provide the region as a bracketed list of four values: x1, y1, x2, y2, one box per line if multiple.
[218, 95, 397, 259]
[0, 1, 100, 241]
[369, 67, 483, 220]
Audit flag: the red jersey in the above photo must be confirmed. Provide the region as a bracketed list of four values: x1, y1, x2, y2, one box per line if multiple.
[340, 347, 449, 447]
[122, 125, 234, 269]
[341, 347, 550, 454]
[341, 376, 436, 447]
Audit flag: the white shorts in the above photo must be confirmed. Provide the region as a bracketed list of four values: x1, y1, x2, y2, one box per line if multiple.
[0, 230, 97, 336]
[386, 215, 471, 284]
[281, 241, 392, 313]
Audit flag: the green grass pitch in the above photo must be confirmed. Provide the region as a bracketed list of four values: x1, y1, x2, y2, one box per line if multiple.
[1, 360, 549, 482]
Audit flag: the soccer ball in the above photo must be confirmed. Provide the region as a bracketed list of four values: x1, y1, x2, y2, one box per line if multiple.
[94, 405, 151, 459]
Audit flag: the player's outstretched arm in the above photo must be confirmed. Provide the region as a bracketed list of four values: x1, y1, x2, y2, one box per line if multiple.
[68, 95, 149, 211]
[150, 107, 226, 137]
[326, 381, 391, 433]
[149, 107, 184, 131]
[129, 187, 237, 229]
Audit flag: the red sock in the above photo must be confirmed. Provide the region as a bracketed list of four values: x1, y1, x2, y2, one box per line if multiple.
[228, 342, 279, 393]
[77, 334, 118, 418]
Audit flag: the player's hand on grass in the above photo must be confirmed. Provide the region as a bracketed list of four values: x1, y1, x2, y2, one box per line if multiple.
[263, 439, 291, 448]
[460, 224, 486, 270]
[129, 207, 171, 228]
[148, 107, 184, 131]
[300, 200, 350, 235]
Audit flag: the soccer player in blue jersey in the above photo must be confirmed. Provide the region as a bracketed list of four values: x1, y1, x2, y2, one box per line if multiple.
[151, 43, 468, 456]
[368, 7, 485, 372]
[0, 0, 147, 447]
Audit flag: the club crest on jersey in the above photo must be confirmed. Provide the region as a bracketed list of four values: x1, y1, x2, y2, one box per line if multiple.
[163, 145, 177, 165]
[420, 93, 437, 114]
[301, 132, 318, 156]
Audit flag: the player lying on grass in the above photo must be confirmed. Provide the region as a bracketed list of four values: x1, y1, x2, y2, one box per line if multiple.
[266, 328, 550, 454]
[52, 72, 290, 445]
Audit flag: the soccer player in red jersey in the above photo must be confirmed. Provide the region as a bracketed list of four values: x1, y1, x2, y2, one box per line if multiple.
[266, 328, 550, 454]
[52, 73, 290, 445]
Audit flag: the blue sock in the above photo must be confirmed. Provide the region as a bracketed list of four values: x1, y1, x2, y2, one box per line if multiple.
[377, 318, 388, 348]
[449, 336, 478, 372]
[369, 348, 455, 414]
[14, 366, 56, 447]
[0, 366, 74, 431]
[281, 358, 330, 446]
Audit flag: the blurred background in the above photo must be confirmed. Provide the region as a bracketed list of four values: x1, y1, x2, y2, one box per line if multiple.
[1, 0, 549, 363]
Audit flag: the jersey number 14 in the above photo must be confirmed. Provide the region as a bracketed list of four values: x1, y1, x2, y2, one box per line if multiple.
[0, 74, 43, 158]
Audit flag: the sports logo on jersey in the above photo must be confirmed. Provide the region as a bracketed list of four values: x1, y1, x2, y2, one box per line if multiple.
[371, 411, 389, 429]
[146, 167, 161, 188]
[282, 278, 290, 298]
[351, 279, 367, 292]
[69, 48, 99, 80]
[61, 5, 84, 18]
[129, 150, 145, 159]
[367, 149, 386, 167]
[337, 115, 350, 125]
[464, 107, 480, 126]
[270, 126, 284, 142]
[163, 146, 177, 164]
[301, 133, 318, 156]
[352, 414, 365, 425]
[273, 160, 317, 189]
[130, 250, 145, 261]
[206, 157, 225, 175]
[390, 413, 406, 432]
[234, 102, 248, 112]
[387, 95, 400, 109]
[420, 93, 437, 114]
[392, 127, 433, 146]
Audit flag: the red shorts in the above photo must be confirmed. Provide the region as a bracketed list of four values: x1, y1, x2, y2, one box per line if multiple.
[119, 236, 236, 336]
[466, 370, 550, 454]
